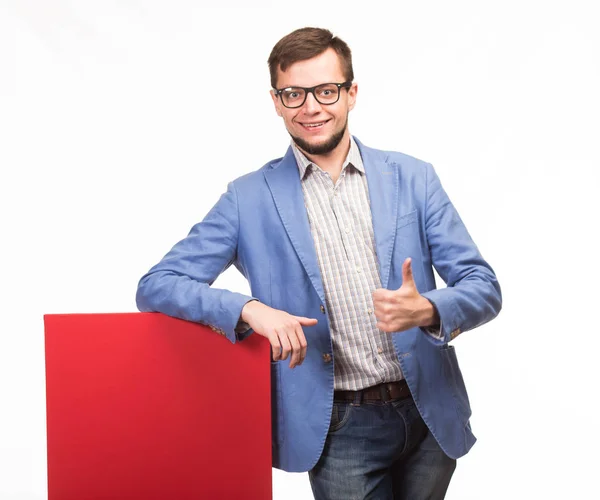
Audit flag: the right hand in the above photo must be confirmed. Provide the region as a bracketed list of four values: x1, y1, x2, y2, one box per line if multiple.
[241, 301, 317, 368]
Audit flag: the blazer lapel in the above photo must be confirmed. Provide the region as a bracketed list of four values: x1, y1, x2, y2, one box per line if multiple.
[264, 147, 326, 304]
[355, 138, 399, 290]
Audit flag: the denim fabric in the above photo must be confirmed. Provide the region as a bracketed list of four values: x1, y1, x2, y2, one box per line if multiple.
[308, 397, 456, 500]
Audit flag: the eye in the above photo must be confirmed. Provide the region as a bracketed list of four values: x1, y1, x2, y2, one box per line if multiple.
[316, 85, 339, 99]
[283, 89, 303, 101]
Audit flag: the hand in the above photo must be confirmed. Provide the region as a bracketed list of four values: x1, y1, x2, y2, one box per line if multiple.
[372, 258, 438, 333]
[241, 301, 317, 368]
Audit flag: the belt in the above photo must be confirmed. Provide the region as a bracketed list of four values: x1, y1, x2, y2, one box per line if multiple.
[334, 380, 411, 403]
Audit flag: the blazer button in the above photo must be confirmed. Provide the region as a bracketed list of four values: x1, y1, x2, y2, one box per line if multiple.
[320, 305, 325, 314]
[322, 353, 332, 363]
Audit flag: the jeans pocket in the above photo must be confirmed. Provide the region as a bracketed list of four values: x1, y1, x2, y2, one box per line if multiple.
[392, 397, 427, 457]
[329, 402, 353, 433]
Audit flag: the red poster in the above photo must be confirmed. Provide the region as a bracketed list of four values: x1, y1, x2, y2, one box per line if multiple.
[44, 313, 272, 500]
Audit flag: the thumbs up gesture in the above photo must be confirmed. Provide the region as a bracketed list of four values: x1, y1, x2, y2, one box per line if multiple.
[372, 258, 439, 333]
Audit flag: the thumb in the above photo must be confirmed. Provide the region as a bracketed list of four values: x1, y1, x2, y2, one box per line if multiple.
[294, 316, 319, 326]
[401, 258, 416, 289]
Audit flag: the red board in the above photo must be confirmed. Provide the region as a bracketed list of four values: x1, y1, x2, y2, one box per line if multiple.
[44, 312, 272, 500]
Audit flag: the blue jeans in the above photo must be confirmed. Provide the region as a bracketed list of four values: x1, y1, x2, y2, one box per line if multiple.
[308, 396, 456, 500]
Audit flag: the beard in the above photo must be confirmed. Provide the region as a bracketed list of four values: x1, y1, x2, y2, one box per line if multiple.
[290, 115, 348, 156]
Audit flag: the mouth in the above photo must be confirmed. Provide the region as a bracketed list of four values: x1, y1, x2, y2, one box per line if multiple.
[298, 119, 330, 132]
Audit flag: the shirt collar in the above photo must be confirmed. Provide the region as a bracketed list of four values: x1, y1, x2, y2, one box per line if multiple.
[291, 136, 365, 180]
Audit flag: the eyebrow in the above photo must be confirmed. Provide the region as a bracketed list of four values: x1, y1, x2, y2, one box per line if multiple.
[276, 82, 341, 90]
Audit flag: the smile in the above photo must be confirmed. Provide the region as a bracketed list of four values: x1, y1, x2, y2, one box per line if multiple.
[299, 120, 330, 130]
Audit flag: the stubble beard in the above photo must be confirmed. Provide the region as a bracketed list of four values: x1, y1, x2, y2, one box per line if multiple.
[290, 115, 349, 156]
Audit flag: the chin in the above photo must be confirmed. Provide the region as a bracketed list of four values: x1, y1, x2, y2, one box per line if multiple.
[303, 136, 329, 147]
[290, 119, 348, 156]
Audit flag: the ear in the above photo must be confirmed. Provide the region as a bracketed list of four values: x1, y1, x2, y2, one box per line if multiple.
[347, 82, 358, 111]
[271, 90, 283, 117]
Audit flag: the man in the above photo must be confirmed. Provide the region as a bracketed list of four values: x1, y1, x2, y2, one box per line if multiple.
[136, 27, 501, 500]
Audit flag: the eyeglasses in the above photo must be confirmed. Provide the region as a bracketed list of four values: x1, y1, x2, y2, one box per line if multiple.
[274, 81, 353, 109]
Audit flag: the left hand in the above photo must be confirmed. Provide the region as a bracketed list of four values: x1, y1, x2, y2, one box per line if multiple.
[372, 258, 438, 333]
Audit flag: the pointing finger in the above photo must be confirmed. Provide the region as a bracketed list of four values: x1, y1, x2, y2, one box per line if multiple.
[294, 316, 318, 326]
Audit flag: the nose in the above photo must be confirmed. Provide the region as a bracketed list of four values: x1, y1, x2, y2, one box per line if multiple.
[303, 91, 322, 114]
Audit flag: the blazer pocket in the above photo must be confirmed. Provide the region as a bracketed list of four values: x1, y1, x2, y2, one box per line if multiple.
[397, 209, 418, 229]
[440, 345, 472, 423]
[394, 209, 423, 259]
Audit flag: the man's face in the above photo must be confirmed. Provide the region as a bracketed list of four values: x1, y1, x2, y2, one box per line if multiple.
[271, 48, 357, 156]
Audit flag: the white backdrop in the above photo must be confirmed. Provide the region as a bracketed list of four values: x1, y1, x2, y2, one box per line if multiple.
[1, 1, 599, 498]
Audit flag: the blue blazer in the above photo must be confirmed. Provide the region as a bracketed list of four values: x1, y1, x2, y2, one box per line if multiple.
[136, 137, 502, 472]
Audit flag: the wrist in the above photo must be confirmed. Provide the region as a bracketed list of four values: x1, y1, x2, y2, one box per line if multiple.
[241, 299, 261, 323]
[417, 297, 439, 327]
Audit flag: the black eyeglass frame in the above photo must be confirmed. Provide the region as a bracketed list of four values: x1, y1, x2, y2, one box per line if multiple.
[273, 81, 353, 109]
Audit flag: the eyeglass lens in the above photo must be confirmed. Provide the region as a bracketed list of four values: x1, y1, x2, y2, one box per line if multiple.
[281, 84, 341, 108]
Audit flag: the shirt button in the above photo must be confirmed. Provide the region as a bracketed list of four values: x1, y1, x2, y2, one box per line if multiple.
[320, 305, 325, 314]
[367, 308, 373, 314]
[377, 347, 383, 354]
[345, 227, 351, 233]
[322, 353, 332, 363]
[356, 267, 362, 273]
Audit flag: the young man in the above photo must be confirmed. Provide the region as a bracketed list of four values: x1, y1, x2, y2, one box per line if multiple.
[136, 27, 502, 500]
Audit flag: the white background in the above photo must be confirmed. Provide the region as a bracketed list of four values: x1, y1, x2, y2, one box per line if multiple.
[1, 1, 599, 498]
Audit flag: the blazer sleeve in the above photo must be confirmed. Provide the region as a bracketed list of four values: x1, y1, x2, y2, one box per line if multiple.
[136, 181, 255, 343]
[420, 163, 502, 344]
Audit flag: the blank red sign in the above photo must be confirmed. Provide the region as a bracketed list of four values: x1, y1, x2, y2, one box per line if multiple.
[44, 312, 272, 500]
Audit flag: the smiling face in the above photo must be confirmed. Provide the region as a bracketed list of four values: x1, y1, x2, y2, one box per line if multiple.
[271, 48, 357, 157]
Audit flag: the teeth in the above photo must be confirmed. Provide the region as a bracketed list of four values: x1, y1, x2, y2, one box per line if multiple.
[304, 122, 324, 128]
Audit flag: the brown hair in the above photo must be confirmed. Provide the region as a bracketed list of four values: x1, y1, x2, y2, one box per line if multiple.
[268, 27, 354, 89]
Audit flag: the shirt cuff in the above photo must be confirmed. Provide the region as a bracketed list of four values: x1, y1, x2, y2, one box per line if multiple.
[234, 320, 252, 335]
[422, 320, 444, 340]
